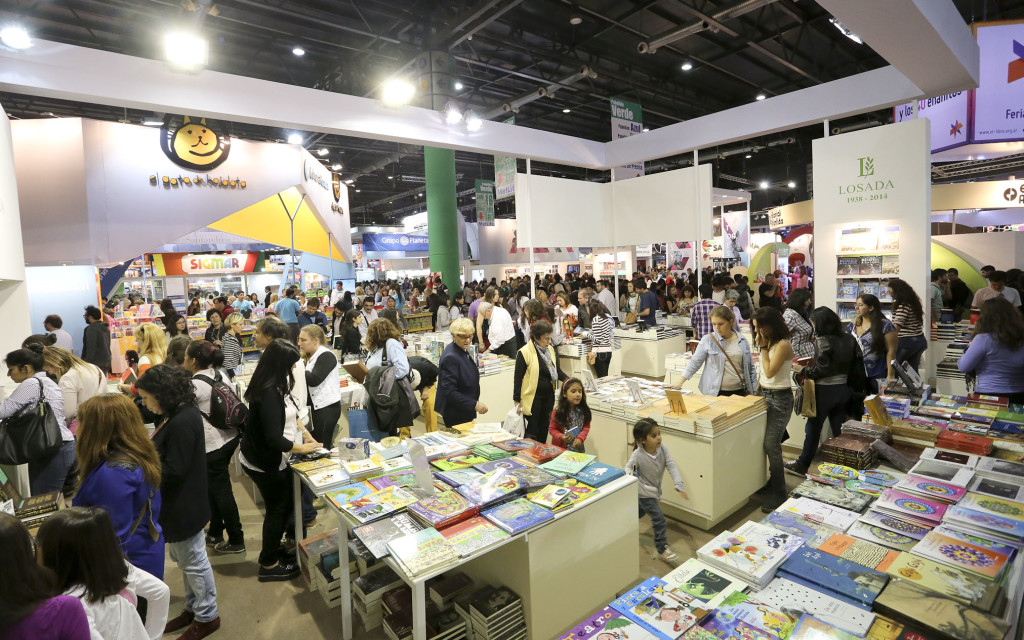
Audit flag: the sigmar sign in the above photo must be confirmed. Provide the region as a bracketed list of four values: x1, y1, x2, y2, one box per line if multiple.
[180, 252, 256, 274]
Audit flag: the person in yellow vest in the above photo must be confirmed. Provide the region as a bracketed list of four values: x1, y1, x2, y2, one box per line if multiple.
[513, 320, 566, 443]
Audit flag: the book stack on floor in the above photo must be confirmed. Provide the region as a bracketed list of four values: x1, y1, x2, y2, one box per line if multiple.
[297, 528, 343, 592]
[461, 585, 526, 640]
[353, 566, 405, 631]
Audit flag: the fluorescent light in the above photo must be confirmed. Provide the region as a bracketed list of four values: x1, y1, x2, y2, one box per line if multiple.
[331, 164, 342, 171]
[759, 181, 769, 189]
[287, 133, 303, 145]
[142, 118, 163, 126]
[292, 47, 305, 56]
[787, 181, 796, 188]
[387, 175, 394, 180]
[756, 93, 766, 101]
[1, 25, 32, 50]
[569, 16, 583, 25]
[454, 81, 464, 91]
[681, 62, 693, 71]
[164, 31, 208, 70]
[562, 108, 571, 114]
[381, 78, 415, 106]
[317, 148, 329, 156]
[465, 111, 482, 132]
[355, 189, 361, 193]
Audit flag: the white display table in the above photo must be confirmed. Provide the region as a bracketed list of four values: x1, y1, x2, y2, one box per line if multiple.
[323, 474, 639, 640]
[556, 345, 623, 380]
[614, 328, 686, 378]
[474, 367, 515, 425]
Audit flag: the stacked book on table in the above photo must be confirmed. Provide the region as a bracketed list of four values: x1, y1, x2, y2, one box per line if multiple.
[841, 419, 892, 443]
[696, 521, 805, 589]
[821, 435, 877, 469]
[936, 428, 994, 455]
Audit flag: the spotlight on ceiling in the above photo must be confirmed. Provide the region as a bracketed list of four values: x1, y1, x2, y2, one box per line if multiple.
[317, 148, 329, 156]
[387, 175, 394, 180]
[681, 61, 693, 71]
[454, 81, 464, 91]
[287, 133, 303, 145]
[344, 179, 354, 185]
[759, 181, 769, 189]
[292, 47, 305, 56]
[381, 78, 415, 106]
[444, 101, 463, 126]
[755, 93, 766, 101]
[562, 108, 571, 114]
[0, 25, 32, 50]
[745, 154, 752, 159]
[787, 181, 796, 188]
[569, 15, 583, 25]
[331, 164, 342, 171]
[465, 110, 482, 132]
[642, 128, 650, 133]
[164, 31, 208, 71]
[829, 18, 863, 45]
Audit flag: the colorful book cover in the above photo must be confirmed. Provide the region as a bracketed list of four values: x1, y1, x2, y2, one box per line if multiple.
[931, 524, 1018, 558]
[341, 458, 381, 477]
[792, 480, 872, 512]
[490, 437, 541, 452]
[781, 497, 861, 532]
[859, 280, 880, 298]
[862, 470, 902, 487]
[845, 522, 918, 554]
[756, 578, 876, 636]
[438, 515, 511, 558]
[839, 228, 878, 253]
[661, 558, 749, 611]
[844, 480, 883, 497]
[305, 467, 350, 488]
[406, 491, 478, 528]
[291, 458, 338, 474]
[865, 614, 940, 640]
[573, 461, 626, 487]
[352, 513, 424, 559]
[324, 481, 374, 509]
[384, 528, 461, 576]
[455, 468, 525, 506]
[472, 458, 528, 474]
[679, 627, 720, 640]
[821, 532, 902, 569]
[434, 467, 484, 488]
[367, 469, 418, 491]
[858, 510, 932, 540]
[838, 280, 860, 300]
[539, 451, 597, 475]
[529, 484, 572, 509]
[881, 254, 900, 276]
[697, 525, 803, 587]
[374, 485, 421, 510]
[873, 579, 1010, 640]
[911, 531, 1011, 579]
[894, 475, 966, 503]
[609, 576, 706, 639]
[518, 443, 565, 463]
[511, 466, 561, 491]
[875, 489, 948, 525]
[817, 463, 858, 481]
[779, 548, 889, 607]
[481, 497, 555, 534]
[957, 492, 1024, 523]
[556, 606, 661, 640]
[885, 552, 1002, 609]
[945, 505, 1024, 540]
[378, 457, 413, 473]
[430, 453, 490, 472]
[700, 591, 795, 640]
[790, 615, 867, 640]
[761, 509, 840, 549]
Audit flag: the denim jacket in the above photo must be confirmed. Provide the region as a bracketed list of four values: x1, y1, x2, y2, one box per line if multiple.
[681, 330, 758, 396]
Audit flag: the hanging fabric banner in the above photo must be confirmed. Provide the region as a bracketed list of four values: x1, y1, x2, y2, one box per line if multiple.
[610, 97, 645, 181]
[476, 179, 495, 226]
[494, 116, 517, 200]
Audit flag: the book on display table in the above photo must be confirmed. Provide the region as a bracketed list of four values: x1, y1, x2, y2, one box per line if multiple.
[873, 579, 1010, 640]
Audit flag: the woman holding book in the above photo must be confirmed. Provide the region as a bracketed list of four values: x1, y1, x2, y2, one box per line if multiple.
[435, 318, 487, 428]
[888, 278, 927, 374]
[957, 297, 1024, 404]
[848, 293, 897, 393]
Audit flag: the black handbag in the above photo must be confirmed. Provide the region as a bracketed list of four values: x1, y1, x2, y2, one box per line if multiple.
[0, 378, 64, 465]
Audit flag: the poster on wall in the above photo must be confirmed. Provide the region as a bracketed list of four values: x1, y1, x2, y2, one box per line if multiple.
[722, 210, 749, 264]
[475, 179, 495, 226]
[667, 242, 693, 274]
[610, 97, 645, 181]
[893, 93, 970, 152]
[973, 22, 1024, 143]
[494, 116, 517, 200]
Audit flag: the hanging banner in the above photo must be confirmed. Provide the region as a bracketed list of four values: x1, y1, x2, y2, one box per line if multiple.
[667, 242, 694, 274]
[362, 233, 430, 252]
[893, 92, 970, 153]
[475, 179, 495, 227]
[973, 21, 1024, 143]
[494, 116, 516, 200]
[722, 210, 750, 264]
[610, 97, 644, 181]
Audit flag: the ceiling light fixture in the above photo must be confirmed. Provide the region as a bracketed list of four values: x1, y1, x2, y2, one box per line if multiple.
[292, 47, 305, 56]
[787, 181, 796, 188]
[387, 175, 394, 180]
[745, 154, 752, 159]
[829, 18, 863, 45]
[381, 78, 415, 106]
[562, 108, 571, 114]
[569, 15, 583, 25]
[465, 110, 482, 132]
[317, 148, 329, 156]
[345, 179, 354, 185]
[755, 93, 766, 101]
[681, 61, 693, 71]
[759, 181, 769, 189]
[355, 189, 361, 193]
[287, 133, 303, 145]
[444, 101, 463, 126]
[164, 31, 208, 71]
[0, 25, 32, 50]
[331, 164, 342, 171]
[454, 81, 464, 91]
[642, 128, 650, 132]
[142, 118, 163, 126]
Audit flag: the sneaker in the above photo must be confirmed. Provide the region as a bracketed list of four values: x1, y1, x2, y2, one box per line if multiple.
[176, 617, 221, 640]
[204, 534, 222, 547]
[165, 610, 195, 634]
[658, 548, 679, 562]
[783, 461, 807, 478]
[258, 561, 301, 582]
[213, 541, 246, 554]
[312, 497, 326, 510]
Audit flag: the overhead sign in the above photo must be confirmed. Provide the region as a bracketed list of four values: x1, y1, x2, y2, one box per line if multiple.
[610, 97, 644, 181]
[494, 116, 516, 200]
[476, 179, 495, 226]
[767, 200, 813, 230]
[363, 233, 429, 252]
[160, 116, 231, 171]
[148, 251, 259, 276]
[973, 22, 1024, 143]
[893, 92, 970, 152]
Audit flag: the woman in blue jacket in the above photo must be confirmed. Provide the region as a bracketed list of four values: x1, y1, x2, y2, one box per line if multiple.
[435, 318, 487, 427]
[677, 305, 757, 396]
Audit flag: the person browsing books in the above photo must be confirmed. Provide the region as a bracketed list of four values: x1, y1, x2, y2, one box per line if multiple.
[847, 293, 897, 393]
[957, 297, 1024, 405]
[625, 418, 688, 563]
[548, 378, 590, 452]
[435, 318, 487, 428]
[675, 306, 757, 397]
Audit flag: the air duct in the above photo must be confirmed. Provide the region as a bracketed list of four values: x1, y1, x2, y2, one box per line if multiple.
[638, 0, 779, 54]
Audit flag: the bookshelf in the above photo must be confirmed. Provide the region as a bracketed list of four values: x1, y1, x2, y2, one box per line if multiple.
[834, 225, 900, 323]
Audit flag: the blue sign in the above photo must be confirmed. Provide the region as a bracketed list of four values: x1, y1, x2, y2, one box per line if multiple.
[362, 233, 430, 252]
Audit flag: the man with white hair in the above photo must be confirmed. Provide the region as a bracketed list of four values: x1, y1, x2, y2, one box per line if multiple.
[480, 302, 518, 359]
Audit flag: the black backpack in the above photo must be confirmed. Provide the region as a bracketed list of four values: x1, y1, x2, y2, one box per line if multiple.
[193, 371, 248, 431]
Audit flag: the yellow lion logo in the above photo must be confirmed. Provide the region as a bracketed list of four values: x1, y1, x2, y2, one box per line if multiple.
[161, 116, 230, 171]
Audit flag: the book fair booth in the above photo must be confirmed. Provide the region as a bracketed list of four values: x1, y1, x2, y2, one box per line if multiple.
[2, 8, 1024, 640]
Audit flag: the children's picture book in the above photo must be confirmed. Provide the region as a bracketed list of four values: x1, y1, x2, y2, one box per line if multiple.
[838, 279, 859, 300]
[406, 491, 479, 529]
[324, 481, 374, 509]
[609, 576, 707, 639]
[844, 480, 883, 497]
[528, 484, 572, 510]
[880, 254, 900, 276]
[438, 515, 511, 558]
[661, 559, 747, 611]
[539, 451, 597, 475]
[472, 458, 527, 474]
[931, 523, 1019, 558]
[873, 579, 1010, 640]
[865, 614, 942, 640]
[789, 615, 868, 640]
[291, 458, 338, 475]
[305, 467, 350, 489]
[779, 548, 889, 608]
[341, 457, 382, 478]
[818, 463, 858, 481]
[820, 532, 902, 569]
[894, 475, 966, 504]
[434, 467, 484, 488]
[455, 468, 525, 507]
[699, 591, 796, 640]
[697, 522, 804, 589]
[556, 605, 661, 640]
[755, 578, 876, 636]
[944, 505, 1024, 542]
[957, 492, 1024, 523]
[780, 496, 861, 532]
[384, 528, 461, 577]
[911, 530, 1011, 579]
[858, 509, 932, 541]
[352, 513, 424, 559]
[517, 443, 565, 464]
[845, 522, 918, 554]
[511, 466, 561, 491]
[573, 461, 626, 487]
[367, 469, 418, 491]
[760, 509, 841, 549]
[430, 454, 490, 472]
[490, 437, 541, 452]
[481, 498, 555, 535]
[967, 476, 1024, 503]
[884, 552, 1004, 611]
[341, 485, 420, 524]
[862, 470, 902, 487]
[874, 489, 948, 525]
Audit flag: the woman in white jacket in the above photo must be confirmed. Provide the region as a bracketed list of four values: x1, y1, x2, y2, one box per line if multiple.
[298, 325, 342, 449]
[43, 346, 107, 431]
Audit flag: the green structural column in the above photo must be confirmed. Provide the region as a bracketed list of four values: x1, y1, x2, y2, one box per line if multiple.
[425, 146, 460, 298]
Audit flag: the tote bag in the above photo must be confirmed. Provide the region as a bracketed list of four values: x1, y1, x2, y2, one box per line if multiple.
[0, 378, 63, 465]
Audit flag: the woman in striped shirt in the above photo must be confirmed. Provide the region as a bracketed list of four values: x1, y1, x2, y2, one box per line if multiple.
[887, 279, 927, 374]
[221, 313, 245, 378]
[587, 300, 615, 378]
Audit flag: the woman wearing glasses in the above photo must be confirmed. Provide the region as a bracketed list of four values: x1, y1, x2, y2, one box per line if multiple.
[434, 318, 488, 428]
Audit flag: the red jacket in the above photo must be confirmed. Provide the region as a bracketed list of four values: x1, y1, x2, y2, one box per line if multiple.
[548, 409, 590, 449]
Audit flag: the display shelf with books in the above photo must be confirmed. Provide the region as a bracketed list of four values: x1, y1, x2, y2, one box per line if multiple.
[834, 225, 900, 323]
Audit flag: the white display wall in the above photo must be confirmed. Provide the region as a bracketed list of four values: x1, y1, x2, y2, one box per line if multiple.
[0, 108, 33, 360]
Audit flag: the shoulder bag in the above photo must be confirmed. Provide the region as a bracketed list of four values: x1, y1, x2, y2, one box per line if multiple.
[0, 378, 63, 465]
[708, 333, 751, 395]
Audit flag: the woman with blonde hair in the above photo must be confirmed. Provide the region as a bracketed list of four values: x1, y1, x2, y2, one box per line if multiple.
[72, 394, 164, 580]
[135, 323, 167, 374]
[266, 293, 279, 315]
[298, 325, 341, 448]
[435, 317, 487, 427]
[221, 312, 245, 377]
[43, 346, 106, 430]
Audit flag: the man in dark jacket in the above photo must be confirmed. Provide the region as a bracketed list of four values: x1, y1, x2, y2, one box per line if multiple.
[81, 305, 111, 373]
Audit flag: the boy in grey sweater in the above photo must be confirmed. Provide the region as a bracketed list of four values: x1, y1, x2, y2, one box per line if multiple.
[625, 418, 688, 562]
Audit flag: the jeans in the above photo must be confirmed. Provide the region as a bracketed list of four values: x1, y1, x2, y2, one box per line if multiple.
[167, 530, 219, 623]
[29, 440, 76, 496]
[761, 388, 794, 501]
[243, 465, 293, 566]
[638, 497, 668, 554]
[310, 402, 342, 449]
[797, 383, 851, 469]
[895, 334, 928, 374]
[206, 438, 243, 545]
[593, 352, 611, 378]
[525, 392, 555, 444]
